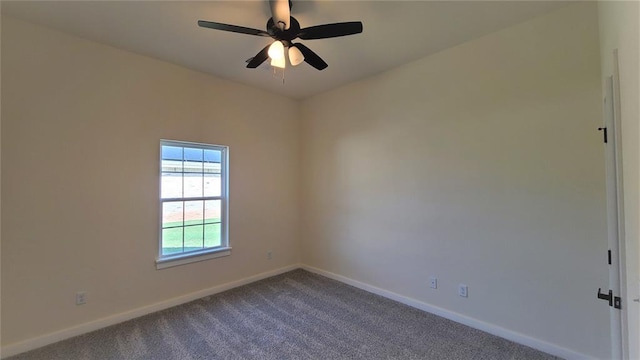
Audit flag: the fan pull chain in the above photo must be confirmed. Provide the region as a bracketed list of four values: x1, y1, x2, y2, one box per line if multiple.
[272, 66, 286, 85]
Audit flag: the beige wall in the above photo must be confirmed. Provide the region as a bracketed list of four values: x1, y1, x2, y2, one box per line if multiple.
[598, 1, 640, 359]
[301, 3, 608, 358]
[1, 17, 300, 345]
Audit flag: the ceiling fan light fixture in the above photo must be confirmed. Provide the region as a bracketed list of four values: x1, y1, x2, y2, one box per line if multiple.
[288, 46, 304, 66]
[268, 40, 285, 60]
[270, 57, 286, 69]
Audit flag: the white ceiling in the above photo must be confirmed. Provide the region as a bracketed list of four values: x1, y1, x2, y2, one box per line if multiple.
[2, 1, 572, 100]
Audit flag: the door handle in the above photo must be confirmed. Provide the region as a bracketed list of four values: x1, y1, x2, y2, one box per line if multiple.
[598, 288, 622, 309]
[597, 288, 613, 306]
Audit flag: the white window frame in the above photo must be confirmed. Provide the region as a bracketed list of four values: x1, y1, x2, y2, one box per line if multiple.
[156, 139, 230, 270]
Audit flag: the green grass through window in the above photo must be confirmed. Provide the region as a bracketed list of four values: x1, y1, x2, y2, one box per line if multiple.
[162, 218, 221, 255]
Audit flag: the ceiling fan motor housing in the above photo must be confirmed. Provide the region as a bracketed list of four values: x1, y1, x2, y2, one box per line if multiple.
[267, 17, 301, 47]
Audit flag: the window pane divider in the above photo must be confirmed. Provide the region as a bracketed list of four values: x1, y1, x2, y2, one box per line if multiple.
[161, 222, 221, 230]
[161, 196, 223, 202]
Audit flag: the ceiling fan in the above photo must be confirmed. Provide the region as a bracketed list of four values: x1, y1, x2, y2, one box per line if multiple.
[198, 0, 363, 71]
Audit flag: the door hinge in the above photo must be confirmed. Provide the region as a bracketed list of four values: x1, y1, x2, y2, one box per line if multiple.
[608, 249, 612, 265]
[597, 288, 622, 309]
[598, 127, 608, 143]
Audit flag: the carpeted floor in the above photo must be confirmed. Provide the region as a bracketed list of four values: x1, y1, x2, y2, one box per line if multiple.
[7, 269, 560, 360]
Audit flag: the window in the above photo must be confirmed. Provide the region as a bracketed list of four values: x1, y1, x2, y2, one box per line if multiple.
[156, 140, 229, 269]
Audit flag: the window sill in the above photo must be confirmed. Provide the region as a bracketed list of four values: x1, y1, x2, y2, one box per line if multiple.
[156, 247, 231, 270]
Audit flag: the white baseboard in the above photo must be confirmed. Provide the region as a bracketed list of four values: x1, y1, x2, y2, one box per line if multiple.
[0, 264, 300, 359]
[300, 264, 592, 360]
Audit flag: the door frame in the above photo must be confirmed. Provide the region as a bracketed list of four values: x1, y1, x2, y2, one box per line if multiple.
[604, 49, 628, 360]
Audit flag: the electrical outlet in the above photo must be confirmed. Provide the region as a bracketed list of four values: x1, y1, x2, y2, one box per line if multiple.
[267, 251, 272, 260]
[458, 284, 468, 298]
[76, 291, 87, 305]
[429, 276, 437, 289]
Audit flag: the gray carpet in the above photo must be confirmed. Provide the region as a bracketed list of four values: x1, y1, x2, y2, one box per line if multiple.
[7, 269, 560, 360]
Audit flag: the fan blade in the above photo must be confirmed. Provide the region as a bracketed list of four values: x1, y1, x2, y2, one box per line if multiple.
[298, 22, 363, 40]
[292, 43, 328, 70]
[198, 20, 270, 37]
[246, 44, 271, 68]
[269, 0, 291, 30]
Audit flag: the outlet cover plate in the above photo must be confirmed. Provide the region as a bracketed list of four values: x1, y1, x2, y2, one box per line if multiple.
[76, 291, 87, 305]
[458, 284, 468, 298]
[429, 276, 437, 289]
